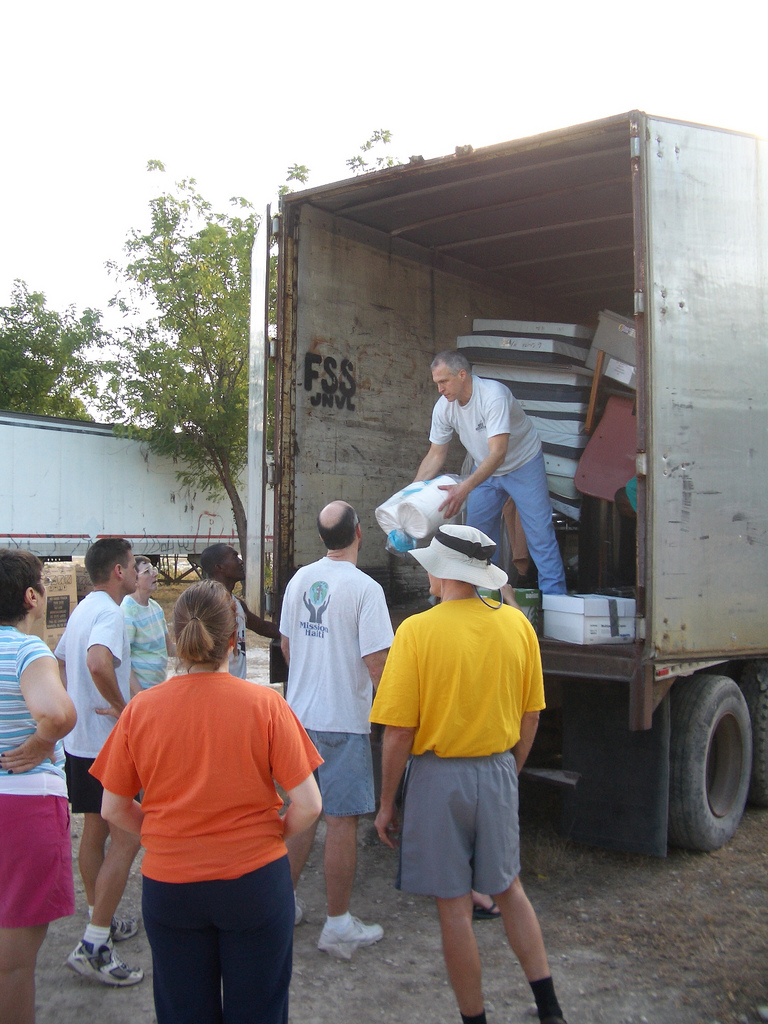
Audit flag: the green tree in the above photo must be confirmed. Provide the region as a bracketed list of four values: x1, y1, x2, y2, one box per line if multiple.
[102, 163, 258, 552]
[279, 163, 310, 197]
[102, 139, 395, 553]
[0, 280, 106, 419]
[346, 129, 401, 175]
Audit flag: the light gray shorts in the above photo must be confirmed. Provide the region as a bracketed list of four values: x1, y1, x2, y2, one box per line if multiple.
[306, 729, 375, 817]
[397, 750, 520, 899]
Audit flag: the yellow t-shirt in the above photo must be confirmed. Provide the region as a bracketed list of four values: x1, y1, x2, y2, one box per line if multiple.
[370, 599, 544, 758]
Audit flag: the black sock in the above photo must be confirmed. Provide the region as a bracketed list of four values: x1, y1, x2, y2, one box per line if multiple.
[460, 1013, 487, 1024]
[530, 976, 563, 1020]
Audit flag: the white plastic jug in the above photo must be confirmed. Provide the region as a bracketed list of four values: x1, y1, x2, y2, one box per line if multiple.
[375, 475, 463, 540]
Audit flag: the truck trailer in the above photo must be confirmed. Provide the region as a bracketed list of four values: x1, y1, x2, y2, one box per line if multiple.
[0, 410, 240, 562]
[247, 111, 768, 856]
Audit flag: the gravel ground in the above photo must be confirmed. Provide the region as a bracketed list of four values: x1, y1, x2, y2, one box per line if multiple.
[30, 607, 768, 1024]
[33, 790, 768, 1024]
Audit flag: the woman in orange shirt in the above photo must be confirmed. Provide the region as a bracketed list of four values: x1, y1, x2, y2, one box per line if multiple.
[91, 580, 322, 1024]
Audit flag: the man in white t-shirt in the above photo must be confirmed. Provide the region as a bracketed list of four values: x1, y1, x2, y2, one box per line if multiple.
[198, 544, 280, 679]
[413, 350, 566, 595]
[56, 538, 144, 986]
[280, 501, 393, 959]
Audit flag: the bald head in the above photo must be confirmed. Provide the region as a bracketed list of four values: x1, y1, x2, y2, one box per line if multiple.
[318, 501, 359, 551]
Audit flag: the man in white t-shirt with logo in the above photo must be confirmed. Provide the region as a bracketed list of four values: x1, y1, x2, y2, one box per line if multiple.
[280, 500, 393, 959]
[56, 537, 144, 986]
[413, 350, 566, 595]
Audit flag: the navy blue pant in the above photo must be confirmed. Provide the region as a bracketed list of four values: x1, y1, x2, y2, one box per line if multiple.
[142, 855, 294, 1024]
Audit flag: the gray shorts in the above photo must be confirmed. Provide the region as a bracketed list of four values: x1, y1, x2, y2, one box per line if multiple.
[306, 729, 375, 817]
[397, 750, 520, 899]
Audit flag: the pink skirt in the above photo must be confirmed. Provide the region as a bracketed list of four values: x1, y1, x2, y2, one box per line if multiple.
[0, 794, 75, 928]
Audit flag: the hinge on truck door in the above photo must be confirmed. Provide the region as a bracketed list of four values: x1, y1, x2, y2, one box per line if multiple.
[634, 291, 645, 314]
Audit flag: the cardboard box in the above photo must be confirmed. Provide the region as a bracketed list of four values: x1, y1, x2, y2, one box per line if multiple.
[542, 593, 636, 644]
[30, 562, 78, 651]
[585, 310, 636, 370]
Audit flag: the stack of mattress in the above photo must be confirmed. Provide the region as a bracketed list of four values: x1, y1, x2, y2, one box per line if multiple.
[459, 320, 595, 521]
[458, 318, 594, 367]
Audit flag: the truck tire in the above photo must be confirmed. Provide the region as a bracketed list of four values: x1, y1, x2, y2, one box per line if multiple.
[668, 674, 752, 852]
[740, 660, 768, 807]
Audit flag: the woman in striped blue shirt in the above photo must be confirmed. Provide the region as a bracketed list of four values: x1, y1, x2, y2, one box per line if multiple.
[0, 549, 77, 1024]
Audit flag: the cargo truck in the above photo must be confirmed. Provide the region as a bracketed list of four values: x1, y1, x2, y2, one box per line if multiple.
[246, 111, 768, 856]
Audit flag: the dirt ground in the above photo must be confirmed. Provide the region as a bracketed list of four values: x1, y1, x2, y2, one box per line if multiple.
[32, 599, 768, 1024]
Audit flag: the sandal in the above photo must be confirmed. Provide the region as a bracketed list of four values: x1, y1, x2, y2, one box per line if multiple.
[472, 900, 501, 920]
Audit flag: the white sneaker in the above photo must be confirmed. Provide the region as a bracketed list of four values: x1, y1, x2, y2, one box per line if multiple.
[294, 895, 306, 926]
[66, 940, 144, 986]
[110, 915, 139, 942]
[317, 916, 384, 960]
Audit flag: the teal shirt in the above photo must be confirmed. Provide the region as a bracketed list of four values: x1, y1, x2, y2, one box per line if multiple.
[625, 476, 637, 512]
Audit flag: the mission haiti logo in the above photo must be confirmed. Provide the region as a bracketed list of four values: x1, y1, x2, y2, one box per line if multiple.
[300, 581, 331, 636]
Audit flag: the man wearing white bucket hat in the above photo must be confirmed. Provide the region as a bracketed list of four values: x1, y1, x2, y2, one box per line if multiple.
[413, 350, 566, 595]
[371, 525, 567, 1024]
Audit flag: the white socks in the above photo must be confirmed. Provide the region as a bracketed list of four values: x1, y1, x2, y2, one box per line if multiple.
[84, 923, 111, 947]
[325, 911, 352, 931]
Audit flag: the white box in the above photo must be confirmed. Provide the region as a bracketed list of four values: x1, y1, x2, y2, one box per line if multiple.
[542, 593, 636, 645]
[603, 355, 636, 389]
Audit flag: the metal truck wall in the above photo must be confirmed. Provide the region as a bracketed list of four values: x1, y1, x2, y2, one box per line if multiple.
[644, 117, 768, 657]
[0, 413, 239, 557]
[289, 205, 528, 595]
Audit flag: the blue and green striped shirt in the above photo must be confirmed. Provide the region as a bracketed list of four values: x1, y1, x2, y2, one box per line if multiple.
[121, 596, 169, 688]
[0, 625, 65, 785]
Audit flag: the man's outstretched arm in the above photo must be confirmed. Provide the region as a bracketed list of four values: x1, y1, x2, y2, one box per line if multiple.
[374, 725, 416, 849]
[238, 597, 281, 640]
[413, 442, 450, 483]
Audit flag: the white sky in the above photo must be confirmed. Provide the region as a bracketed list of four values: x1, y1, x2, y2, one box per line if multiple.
[1, 0, 762, 320]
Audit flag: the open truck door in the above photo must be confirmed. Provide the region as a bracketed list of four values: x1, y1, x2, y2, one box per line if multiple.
[245, 206, 272, 619]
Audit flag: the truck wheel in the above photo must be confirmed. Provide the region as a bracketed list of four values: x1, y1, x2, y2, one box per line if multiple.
[740, 660, 768, 807]
[668, 674, 752, 852]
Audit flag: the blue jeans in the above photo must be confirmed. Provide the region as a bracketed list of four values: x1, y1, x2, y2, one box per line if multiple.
[466, 451, 566, 595]
[306, 729, 375, 816]
[142, 855, 293, 1024]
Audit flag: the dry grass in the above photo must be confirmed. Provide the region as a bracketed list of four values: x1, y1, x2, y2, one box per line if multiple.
[521, 827, 590, 882]
[153, 581, 194, 616]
